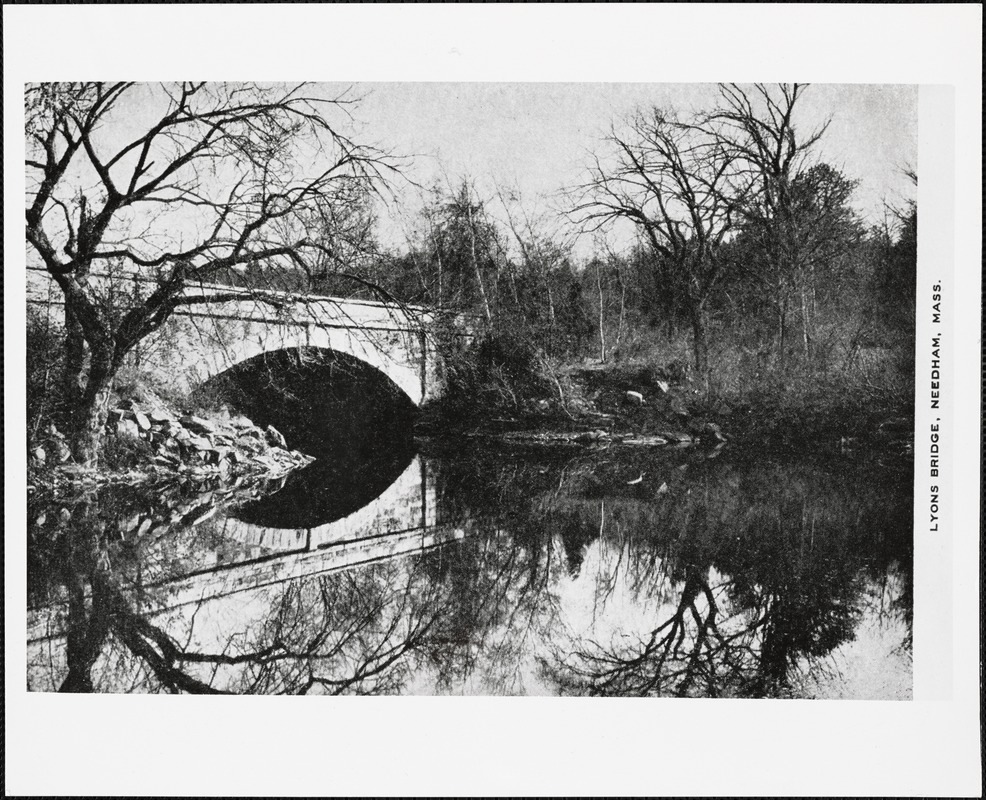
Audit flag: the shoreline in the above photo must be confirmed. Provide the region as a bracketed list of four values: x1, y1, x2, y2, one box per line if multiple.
[28, 360, 914, 497]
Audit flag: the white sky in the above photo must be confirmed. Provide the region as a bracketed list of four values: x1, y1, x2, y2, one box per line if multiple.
[26, 81, 918, 264]
[341, 82, 918, 252]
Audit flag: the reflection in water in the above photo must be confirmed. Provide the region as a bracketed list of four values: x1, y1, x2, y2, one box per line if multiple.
[27, 442, 912, 697]
[232, 439, 417, 530]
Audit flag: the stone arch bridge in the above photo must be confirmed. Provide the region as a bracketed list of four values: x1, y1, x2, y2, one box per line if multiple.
[27, 267, 473, 405]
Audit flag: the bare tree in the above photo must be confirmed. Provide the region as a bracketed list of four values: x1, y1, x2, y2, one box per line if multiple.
[25, 82, 398, 465]
[496, 185, 577, 348]
[703, 83, 833, 366]
[573, 108, 747, 376]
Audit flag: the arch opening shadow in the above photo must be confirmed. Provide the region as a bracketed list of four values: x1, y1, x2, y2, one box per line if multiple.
[194, 346, 418, 460]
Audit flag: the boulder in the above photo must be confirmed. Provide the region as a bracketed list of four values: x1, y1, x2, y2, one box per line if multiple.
[188, 506, 218, 527]
[115, 418, 141, 440]
[235, 435, 264, 453]
[148, 408, 175, 424]
[181, 415, 219, 436]
[121, 514, 141, 534]
[160, 418, 184, 435]
[133, 411, 152, 431]
[188, 435, 213, 451]
[265, 425, 288, 449]
[32, 446, 46, 465]
[625, 391, 645, 405]
[205, 446, 233, 465]
[254, 455, 281, 471]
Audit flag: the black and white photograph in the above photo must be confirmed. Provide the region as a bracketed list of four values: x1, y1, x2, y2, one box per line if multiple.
[5, 4, 981, 797]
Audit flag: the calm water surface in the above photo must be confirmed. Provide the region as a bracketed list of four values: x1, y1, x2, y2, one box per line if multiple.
[27, 440, 913, 697]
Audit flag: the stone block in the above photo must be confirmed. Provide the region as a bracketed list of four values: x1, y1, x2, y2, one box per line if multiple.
[181, 415, 219, 436]
[148, 408, 175, 424]
[116, 418, 141, 440]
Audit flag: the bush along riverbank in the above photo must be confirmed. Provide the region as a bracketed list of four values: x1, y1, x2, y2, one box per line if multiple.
[29, 391, 313, 494]
[416, 334, 914, 456]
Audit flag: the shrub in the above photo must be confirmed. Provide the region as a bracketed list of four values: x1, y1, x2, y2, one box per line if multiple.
[438, 329, 556, 419]
[26, 307, 66, 442]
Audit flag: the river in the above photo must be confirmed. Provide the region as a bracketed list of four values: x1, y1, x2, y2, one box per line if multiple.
[27, 438, 913, 697]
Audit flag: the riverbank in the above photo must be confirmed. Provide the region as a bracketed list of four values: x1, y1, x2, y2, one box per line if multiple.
[28, 350, 913, 497]
[416, 356, 914, 455]
[28, 388, 314, 495]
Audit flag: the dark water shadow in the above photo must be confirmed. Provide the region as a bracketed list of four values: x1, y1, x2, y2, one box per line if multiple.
[230, 438, 417, 530]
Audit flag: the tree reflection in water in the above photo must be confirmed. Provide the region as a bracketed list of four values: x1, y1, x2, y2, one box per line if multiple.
[27, 444, 912, 697]
[28, 462, 450, 695]
[536, 456, 913, 697]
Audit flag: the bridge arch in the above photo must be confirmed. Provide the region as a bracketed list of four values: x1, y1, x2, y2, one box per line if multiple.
[27, 266, 471, 406]
[143, 307, 430, 406]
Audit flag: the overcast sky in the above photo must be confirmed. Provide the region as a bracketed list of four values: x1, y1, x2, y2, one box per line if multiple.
[339, 82, 917, 253]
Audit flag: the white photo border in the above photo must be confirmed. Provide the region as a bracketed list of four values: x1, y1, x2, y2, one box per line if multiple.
[4, 4, 981, 797]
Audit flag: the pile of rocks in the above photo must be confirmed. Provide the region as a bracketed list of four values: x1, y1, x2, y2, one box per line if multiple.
[108, 400, 313, 478]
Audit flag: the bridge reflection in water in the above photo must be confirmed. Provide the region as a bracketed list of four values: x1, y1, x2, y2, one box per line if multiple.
[27, 454, 465, 690]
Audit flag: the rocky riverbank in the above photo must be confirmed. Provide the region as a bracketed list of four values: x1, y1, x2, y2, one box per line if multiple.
[29, 395, 313, 492]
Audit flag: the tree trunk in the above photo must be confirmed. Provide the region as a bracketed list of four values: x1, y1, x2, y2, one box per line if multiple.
[800, 280, 813, 362]
[596, 262, 606, 362]
[545, 281, 556, 355]
[59, 259, 95, 430]
[61, 305, 87, 425]
[58, 521, 111, 692]
[466, 204, 492, 327]
[777, 296, 788, 372]
[71, 349, 115, 466]
[614, 283, 627, 353]
[690, 307, 709, 378]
